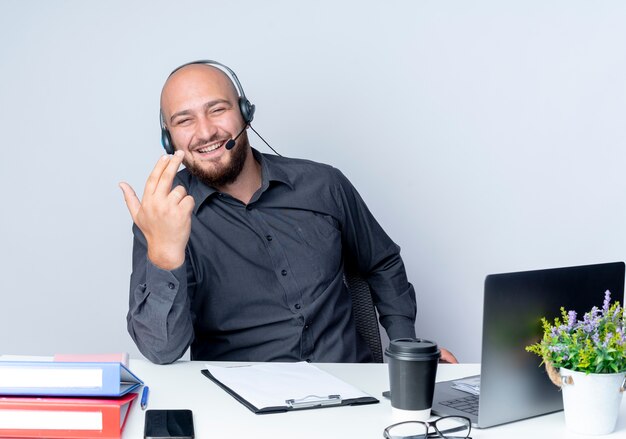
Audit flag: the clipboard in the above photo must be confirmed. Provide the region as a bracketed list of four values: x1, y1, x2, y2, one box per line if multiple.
[200, 362, 378, 414]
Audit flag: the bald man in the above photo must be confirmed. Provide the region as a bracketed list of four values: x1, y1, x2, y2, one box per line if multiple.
[120, 62, 457, 364]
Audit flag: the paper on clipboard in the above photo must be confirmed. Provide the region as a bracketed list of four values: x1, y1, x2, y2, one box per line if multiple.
[202, 362, 377, 413]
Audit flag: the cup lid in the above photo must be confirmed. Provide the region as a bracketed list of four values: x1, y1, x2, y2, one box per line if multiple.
[385, 338, 440, 358]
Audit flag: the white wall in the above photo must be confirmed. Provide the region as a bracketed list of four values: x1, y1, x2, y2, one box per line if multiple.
[1, 0, 625, 362]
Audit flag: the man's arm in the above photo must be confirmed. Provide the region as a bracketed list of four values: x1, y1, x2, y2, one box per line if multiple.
[126, 227, 195, 364]
[333, 170, 459, 363]
[120, 150, 195, 364]
[331, 170, 417, 341]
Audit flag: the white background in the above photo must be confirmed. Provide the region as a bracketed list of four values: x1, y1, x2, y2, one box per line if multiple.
[1, 0, 625, 362]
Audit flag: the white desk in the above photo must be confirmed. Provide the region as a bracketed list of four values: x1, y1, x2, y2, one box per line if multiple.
[124, 359, 626, 438]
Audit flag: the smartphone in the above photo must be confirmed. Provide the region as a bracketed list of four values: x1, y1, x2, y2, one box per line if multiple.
[144, 409, 195, 439]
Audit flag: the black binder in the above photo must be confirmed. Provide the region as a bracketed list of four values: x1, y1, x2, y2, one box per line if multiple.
[200, 364, 379, 414]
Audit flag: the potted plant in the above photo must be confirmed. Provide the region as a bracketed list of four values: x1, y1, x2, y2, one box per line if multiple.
[526, 290, 626, 435]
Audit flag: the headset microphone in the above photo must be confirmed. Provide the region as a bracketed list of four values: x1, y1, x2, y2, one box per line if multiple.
[225, 124, 248, 150]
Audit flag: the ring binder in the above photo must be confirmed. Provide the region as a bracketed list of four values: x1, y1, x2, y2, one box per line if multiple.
[285, 394, 341, 409]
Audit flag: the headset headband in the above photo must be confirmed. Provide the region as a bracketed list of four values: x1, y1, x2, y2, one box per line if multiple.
[167, 59, 249, 100]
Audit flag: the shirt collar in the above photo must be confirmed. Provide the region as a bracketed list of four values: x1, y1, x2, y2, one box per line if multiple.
[254, 148, 294, 193]
[190, 148, 294, 213]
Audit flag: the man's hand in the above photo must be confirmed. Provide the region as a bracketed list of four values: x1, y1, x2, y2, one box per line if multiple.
[119, 150, 195, 270]
[440, 347, 459, 364]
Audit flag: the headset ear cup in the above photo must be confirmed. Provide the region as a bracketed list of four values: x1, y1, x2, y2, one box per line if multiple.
[161, 127, 174, 155]
[239, 98, 255, 124]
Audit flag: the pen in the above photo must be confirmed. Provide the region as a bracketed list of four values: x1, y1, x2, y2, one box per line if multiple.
[141, 386, 150, 410]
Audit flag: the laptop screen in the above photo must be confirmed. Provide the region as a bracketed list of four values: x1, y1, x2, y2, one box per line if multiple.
[477, 261, 625, 428]
[433, 262, 625, 428]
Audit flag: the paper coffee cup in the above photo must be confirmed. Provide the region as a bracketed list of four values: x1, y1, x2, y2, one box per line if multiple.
[385, 338, 440, 420]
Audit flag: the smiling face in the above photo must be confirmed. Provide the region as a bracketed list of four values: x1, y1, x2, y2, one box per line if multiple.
[160, 64, 249, 187]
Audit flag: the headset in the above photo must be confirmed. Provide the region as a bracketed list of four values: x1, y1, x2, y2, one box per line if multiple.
[159, 60, 256, 155]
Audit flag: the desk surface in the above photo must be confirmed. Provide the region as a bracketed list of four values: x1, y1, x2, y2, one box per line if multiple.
[2, 356, 625, 438]
[122, 359, 626, 438]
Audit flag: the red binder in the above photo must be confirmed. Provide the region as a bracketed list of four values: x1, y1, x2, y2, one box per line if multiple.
[0, 392, 137, 438]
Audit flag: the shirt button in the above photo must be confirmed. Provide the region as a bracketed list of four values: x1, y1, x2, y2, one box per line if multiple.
[246, 205, 252, 211]
[167, 282, 175, 290]
[295, 303, 301, 310]
[281, 269, 287, 276]
[266, 235, 273, 241]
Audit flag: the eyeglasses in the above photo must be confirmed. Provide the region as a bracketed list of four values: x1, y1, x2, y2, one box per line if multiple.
[383, 416, 472, 439]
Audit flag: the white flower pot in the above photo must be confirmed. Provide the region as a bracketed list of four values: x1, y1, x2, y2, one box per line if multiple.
[559, 367, 626, 435]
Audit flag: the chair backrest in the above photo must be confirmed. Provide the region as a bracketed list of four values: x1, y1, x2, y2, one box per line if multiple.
[343, 270, 384, 363]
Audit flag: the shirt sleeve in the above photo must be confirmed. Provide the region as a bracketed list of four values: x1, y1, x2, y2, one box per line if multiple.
[332, 170, 417, 341]
[126, 225, 195, 364]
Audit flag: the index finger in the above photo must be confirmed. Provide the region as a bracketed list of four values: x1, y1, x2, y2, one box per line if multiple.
[154, 150, 185, 196]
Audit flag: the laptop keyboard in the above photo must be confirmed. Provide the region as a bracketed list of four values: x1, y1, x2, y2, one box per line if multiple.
[440, 394, 479, 416]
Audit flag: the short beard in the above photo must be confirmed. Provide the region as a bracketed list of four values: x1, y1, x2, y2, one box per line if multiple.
[184, 142, 248, 188]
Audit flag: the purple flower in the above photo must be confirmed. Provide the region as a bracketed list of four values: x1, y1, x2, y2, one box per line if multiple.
[602, 290, 611, 315]
[592, 332, 600, 345]
[617, 327, 626, 345]
[567, 310, 577, 330]
[583, 310, 599, 333]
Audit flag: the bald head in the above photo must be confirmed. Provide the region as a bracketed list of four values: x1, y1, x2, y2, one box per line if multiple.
[160, 64, 240, 127]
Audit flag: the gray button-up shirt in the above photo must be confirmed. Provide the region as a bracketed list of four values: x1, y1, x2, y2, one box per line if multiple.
[127, 149, 416, 364]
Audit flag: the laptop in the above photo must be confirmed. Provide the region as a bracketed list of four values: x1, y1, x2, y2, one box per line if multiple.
[431, 261, 625, 429]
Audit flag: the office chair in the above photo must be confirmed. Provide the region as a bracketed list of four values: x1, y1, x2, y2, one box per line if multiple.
[343, 270, 384, 363]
